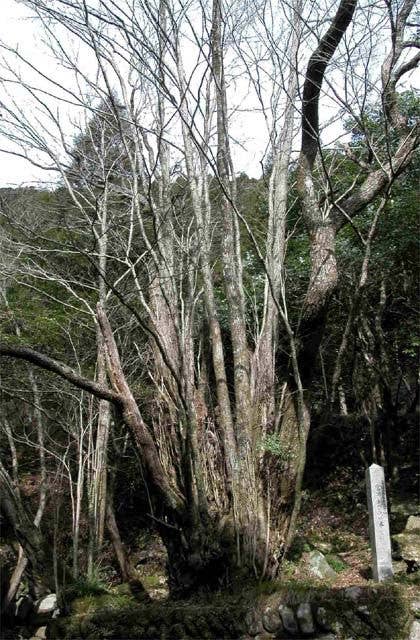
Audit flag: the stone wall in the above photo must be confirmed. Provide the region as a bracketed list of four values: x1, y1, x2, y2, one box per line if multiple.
[45, 584, 417, 640]
[4, 583, 418, 639]
[241, 585, 417, 639]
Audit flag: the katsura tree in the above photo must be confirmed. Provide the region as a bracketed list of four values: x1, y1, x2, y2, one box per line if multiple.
[0, 0, 418, 594]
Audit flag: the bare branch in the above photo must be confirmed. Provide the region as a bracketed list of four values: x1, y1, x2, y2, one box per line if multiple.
[0, 344, 122, 404]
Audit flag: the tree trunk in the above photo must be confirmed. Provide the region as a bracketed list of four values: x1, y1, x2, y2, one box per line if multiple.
[1, 361, 48, 607]
[88, 333, 111, 577]
[0, 462, 55, 597]
[105, 502, 134, 584]
[1, 547, 27, 614]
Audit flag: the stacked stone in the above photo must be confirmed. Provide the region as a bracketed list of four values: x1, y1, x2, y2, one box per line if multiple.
[243, 600, 336, 639]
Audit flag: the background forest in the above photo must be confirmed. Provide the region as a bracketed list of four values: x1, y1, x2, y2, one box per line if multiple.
[0, 0, 418, 637]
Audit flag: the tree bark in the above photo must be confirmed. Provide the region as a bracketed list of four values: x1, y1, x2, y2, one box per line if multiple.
[105, 502, 134, 584]
[0, 462, 54, 597]
[0, 345, 121, 404]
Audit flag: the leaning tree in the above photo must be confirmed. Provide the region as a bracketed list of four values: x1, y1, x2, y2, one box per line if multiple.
[0, 0, 418, 594]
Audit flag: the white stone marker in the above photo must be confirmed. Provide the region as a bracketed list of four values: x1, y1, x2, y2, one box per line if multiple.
[366, 463, 393, 581]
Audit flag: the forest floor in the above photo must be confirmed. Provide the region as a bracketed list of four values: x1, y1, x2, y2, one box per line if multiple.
[100, 466, 420, 606]
[3, 470, 419, 640]
[125, 471, 419, 600]
[44, 484, 418, 640]
[279, 469, 419, 596]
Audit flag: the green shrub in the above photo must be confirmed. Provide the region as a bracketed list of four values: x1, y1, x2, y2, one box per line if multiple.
[64, 570, 108, 601]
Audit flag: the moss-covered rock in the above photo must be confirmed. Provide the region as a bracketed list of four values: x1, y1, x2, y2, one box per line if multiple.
[393, 514, 420, 576]
[48, 591, 249, 639]
[48, 582, 412, 640]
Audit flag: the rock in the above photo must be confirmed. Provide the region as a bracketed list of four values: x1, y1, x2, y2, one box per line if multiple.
[393, 532, 420, 565]
[135, 550, 150, 565]
[145, 625, 159, 638]
[316, 606, 350, 636]
[393, 559, 408, 574]
[315, 606, 333, 632]
[390, 499, 419, 518]
[262, 606, 282, 633]
[305, 550, 337, 580]
[410, 601, 420, 615]
[330, 620, 344, 636]
[393, 513, 420, 570]
[343, 610, 370, 637]
[245, 610, 263, 636]
[35, 593, 57, 616]
[170, 623, 185, 638]
[34, 626, 47, 639]
[315, 541, 333, 554]
[343, 586, 363, 602]
[254, 635, 275, 640]
[15, 594, 34, 620]
[278, 604, 298, 635]
[296, 602, 314, 635]
[135, 548, 163, 566]
[52, 608, 60, 619]
[406, 516, 420, 533]
[409, 621, 420, 640]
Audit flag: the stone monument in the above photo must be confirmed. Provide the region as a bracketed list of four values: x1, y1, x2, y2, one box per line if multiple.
[366, 463, 393, 581]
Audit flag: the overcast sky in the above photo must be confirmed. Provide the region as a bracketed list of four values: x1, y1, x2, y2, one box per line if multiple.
[0, 0, 274, 187]
[0, 0, 418, 189]
[0, 0, 50, 186]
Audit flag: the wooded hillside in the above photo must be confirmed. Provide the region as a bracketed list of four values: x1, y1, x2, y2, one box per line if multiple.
[0, 0, 418, 632]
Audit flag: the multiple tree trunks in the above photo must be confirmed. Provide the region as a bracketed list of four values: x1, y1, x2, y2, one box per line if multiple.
[0, 0, 418, 598]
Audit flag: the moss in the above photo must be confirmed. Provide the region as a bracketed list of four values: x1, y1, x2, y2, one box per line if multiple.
[325, 553, 348, 573]
[70, 592, 134, 615]
[286, 535, 312, 561]
[49, 615, 82, 640]
[260, 582, 411, 640]
[252, 579, 282, 596]
[394, 571, 420, 586]
[363, 584, 411, 640]
[48, 581, 412, 640]
[141, 574, 163, 589]
[254, 577, 328, 605]
[50, 591, 249, 639]
[309, 584, 410, 640]
[329, 530, 357, 552]
[113, 582, 133, 596]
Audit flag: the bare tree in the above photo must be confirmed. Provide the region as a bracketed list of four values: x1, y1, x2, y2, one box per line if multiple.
[0, 0, 418, 594]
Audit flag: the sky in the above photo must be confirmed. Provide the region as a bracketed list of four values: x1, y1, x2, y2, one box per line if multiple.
[0, 0, 418, 189]
[0, 0, 274, 187]
[0, 0, 58, 186]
